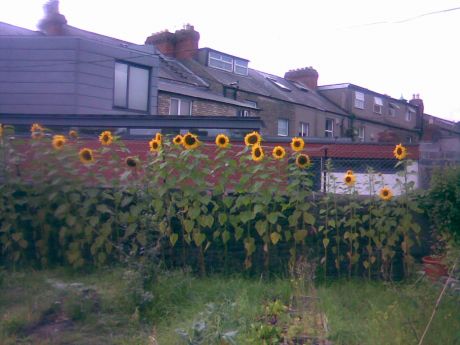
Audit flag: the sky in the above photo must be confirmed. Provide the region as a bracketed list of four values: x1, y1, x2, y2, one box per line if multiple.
[1, 0, 460, 122]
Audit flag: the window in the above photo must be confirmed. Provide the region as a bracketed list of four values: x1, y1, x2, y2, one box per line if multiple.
[406, 136, 413, 144]
[358, 127, 365, 142]
[237, 109, 250, 117]
[234, 59, 248, 76]
[245, 100, 257, 108]
[325, 119, 334, 138]
[406, 108, 415, 121]
[223, 86, 237, 100]
[277, 119, 289, 136]
[388, 103, 398, 116]
[169, 98, 192, 115]
[114, 62, 150, 111]
[299, 122, 309, 137]
[267, 77, 292, 91]
[354, 91, 364, 109]
[373, 97, 383, 114]
[208, 51, 233, 72]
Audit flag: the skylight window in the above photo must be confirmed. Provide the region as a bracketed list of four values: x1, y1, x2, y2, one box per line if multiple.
[293, 82, 309, 92]
[267, 77, 291, 91]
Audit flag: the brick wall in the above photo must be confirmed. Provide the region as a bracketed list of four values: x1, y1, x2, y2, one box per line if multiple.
[158, 92, 239, 116]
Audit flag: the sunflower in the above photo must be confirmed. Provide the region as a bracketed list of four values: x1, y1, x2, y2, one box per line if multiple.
[244, 131, 262, 146]
[290, 137, 305, 152]
[172, 135, 183, 146]
[31, 123, 44, 139]
[295, 153, 311, 168]
[346, 170, 353, 175]
[69, 130, 78, 139]
[149, 138, 161, 152]
[155, 132, 163, 143]
[215, 134, 230, 148]
[125, 156, 138, 168]
[251, 144, 264, 161]
[52, 135, 66, 150]
[344, 173, 356, 187]
[379, 186, 393, 201]
[272, 146, 286, 160]
[99, 130, 113, 146]
[79, 148, 94, 164]
[182, 132, 200, 150]
[0, 124, 3, 138]
[393, 143, 407, 160]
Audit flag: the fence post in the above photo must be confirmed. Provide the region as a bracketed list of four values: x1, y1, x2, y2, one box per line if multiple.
[322, 147, 328, 193]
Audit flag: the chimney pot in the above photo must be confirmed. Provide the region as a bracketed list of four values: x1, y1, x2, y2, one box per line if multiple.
[284, 66, 319, 89]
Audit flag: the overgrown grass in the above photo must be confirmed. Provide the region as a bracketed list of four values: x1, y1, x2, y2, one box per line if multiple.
[318, 278, 460, 345]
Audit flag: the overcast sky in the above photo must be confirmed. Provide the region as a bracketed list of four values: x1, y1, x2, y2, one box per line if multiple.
[2, 0, 460, 122]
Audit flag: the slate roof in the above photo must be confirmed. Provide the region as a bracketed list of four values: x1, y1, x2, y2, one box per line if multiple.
[0, 22, 42, 36]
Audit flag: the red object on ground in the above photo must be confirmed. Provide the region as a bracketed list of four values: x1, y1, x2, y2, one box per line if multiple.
[422, 256, 448, 281]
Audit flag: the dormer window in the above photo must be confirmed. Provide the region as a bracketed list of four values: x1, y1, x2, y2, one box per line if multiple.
[208, 51, 248, 76]
[373, 97, 383, 114]
[354, 91, 364, 109]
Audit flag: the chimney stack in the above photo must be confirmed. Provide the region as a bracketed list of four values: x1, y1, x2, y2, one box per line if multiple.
[145, 24, 200, 60]
[284, 67, 319, 90]
[409, 93, 424, 115]
[38, 0, 67, 35]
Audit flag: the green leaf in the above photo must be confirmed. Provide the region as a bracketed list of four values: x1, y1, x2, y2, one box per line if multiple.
[54, 204, 69, 218]
[303, 212, 315, 225]
[188, 207, 200, 220]
[255, 220, 268, 236]
[270, 232, 281, 245]
[253, 204, 264, 215]
[218, 213, 228, 226]
[136, 233, 147, 246]
[267, 212, 279, 225]
[96, 204, 113, 214]
[193, 232, 206, 247]
[222, 230, 230, 244]
[244, 237, 256, 255]
[323, 238, 330, 248]
[239, 211, 254, 223]
[170, 233, 179, 246]
[183, 219, 194, 233]
[294, 230, 308, 243]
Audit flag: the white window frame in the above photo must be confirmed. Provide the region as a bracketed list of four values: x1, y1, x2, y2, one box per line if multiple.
[354, 91, 364, 109]
[325, 119, 334, 138]
[299, 122, 309, 137]
[388, 103, 398, 116]
[406, 108, 415, 122]
[373, 97, 383, 114]
[358, 127, 365, 142]
[114, 61, 150, 112]
[234, 59, 248, 76]
[277, 118, 289, 137]
[169, 97, 192, 116]
[208, 51, 233, 72]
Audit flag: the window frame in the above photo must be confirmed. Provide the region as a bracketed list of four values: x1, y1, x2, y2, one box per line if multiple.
[299, 122, 309, 137]
[406, 108, 415, 122]
[358, 126, 365, 142]
[113, 61, 151, 113]
[169, 97, 192, 116]
[208, 51, 233, 72]
[354, 91, 364, 109]
[373, 97, 383, 114]
[325, 118, 334, 138]
[277, 118, 289, 137]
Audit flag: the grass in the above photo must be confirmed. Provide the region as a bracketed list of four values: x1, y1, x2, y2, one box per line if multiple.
[318, 278, 460, 345]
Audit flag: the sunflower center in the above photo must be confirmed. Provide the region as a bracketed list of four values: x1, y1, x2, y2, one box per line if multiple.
[219, 138, 226, 144]
[276, 149, 282, 156]
[294, 141, 301, 147]
[82, 151, 91, 160]
[345, 176, 352, 182]
[152, 142, 158, 149]
[248, 135, 258, 144]
[126, 158, 136, 167]
[383, 190, 388, 196]
[185, 135, 196, 145]
[255, 148, 262, 157]
[298, 156, 308, 165]
[397, 148, 402, 155]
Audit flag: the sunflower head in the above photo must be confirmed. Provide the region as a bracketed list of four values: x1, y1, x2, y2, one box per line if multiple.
[215, 134, 230, 149]
[79, 148, 94, 164]
[125, 156, 138, 168]
[272, 146, 286, 160]
[244, 131, 262, 146]
[31, 123, 44, 139]
[69, 130, 78, 139]
[52, 135, 66, 150]
[291, 137, 305, 152]
[149, 138, 161, 152]
[344, 173, 356, 187]
[251, 144, 264, 162]
[0, 124, 3, 138]
[99, 130, 113, 146]
[182, 132, 200, 150]
[379, 186, 393, 201]
[296, 153, 311, 168]
[173, 135, 183, 146]
[346, 170, 353, 175]
[393, 143, 407, 160]
[155, 132, 163, 142]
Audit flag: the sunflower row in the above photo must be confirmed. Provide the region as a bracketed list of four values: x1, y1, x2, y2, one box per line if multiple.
[343, 170, 393, 201]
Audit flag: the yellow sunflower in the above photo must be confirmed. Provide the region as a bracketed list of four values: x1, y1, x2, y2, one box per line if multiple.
[182, 132, 200, 150]
[272, 146, 286, 160]
[291, 137, 305, 152]
[149, 138, 161, 152]
[52, 135, 66, 150]
[155, 132, 163, 143]
[344, 173, 356, 187]
[346, 170, 353, 175]
[393, 143, 407, 160]
[0, 124, 3, 138]
[125, 156, 138, 168]
[295, 153, 311, 168]
[79, 148, 94, 164]
[99, 130, 113, 146]
[215, 134, 230, 148]
[251, 144, 264, 161]
[69, 130, 78, 139]
[379, 186, 393, 201]
[172, 134, 183, 146]
[244, 131, 262, 146]
[31, 123, 44, 139]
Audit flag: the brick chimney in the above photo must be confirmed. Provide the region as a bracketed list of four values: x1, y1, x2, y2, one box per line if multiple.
[145, 24, 200, 60]
[409, 93, 424, 115]
[38, 0, 67, 35]
[284, 67, 319, 90]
